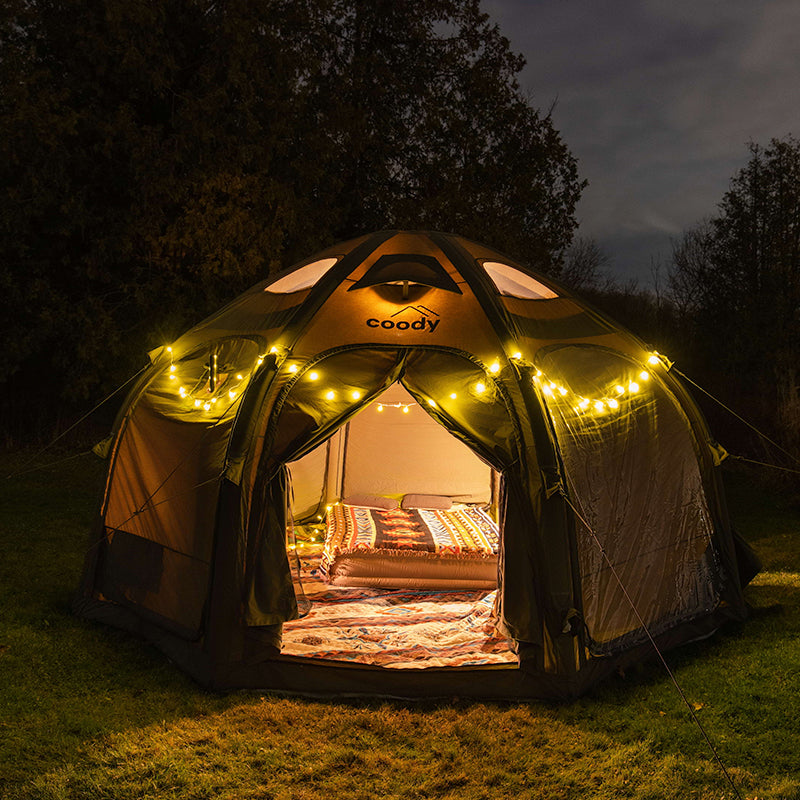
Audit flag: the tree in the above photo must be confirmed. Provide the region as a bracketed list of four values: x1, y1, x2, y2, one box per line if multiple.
[560, 236, 610, 292]
[668, 136, 800, 449]
[0, 0, 584, 440]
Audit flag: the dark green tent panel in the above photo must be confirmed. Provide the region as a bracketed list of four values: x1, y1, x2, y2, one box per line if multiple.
[74, 230, 758, 699]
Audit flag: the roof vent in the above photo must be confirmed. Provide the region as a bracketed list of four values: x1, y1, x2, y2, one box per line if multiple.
[349, 254, 462, 295]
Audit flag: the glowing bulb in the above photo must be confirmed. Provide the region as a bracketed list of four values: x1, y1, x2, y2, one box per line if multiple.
[403, 406, 410, 413]
[351, 390, 362, 400]
[639, 371, 650, 381]
[325, 390, 335, 400]
[166, 346, 173, 353]
[579, 398, 590, 410]
[615, 384, 625, 395]
[475, 382, 486, 394]
[179, 386, 187, 397]
[377, 404, 384, 412]
[648, 354, 660, 366]
[427, 399, 437, 407]
[489, 362, 501, 374]
[308, 371, 319, 381]
[169, 374, 177, 381]
[449, 392, 457, 400]
[535, 370, 542, 378]
[594, 401, 606, 413]
[194, 399, 202, 408]
[543, 385, 554, 397]
[169, 365, 177, 373]
[236, 373, 244, 380]
[608, 398, 619, 409]
[203, 402, 211, 411]
[512, 352, 522, 360]
[558, 386, 568, 396]
[228, 390, 237, 399]
[629, 381, 640, 393]
[288, 364, 298, 373]
[269, 346, 278, 354]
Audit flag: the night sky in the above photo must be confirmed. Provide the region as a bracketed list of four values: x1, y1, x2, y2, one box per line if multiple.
[485, 0, 800, 285]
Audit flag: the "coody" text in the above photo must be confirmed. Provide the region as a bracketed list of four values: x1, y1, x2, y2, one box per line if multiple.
[366, 317, 440, 333]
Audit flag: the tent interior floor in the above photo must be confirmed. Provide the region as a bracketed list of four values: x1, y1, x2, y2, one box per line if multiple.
[281, 528, 516, 669]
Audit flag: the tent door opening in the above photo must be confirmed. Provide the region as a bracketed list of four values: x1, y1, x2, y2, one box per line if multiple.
[281, 381, 515, 669]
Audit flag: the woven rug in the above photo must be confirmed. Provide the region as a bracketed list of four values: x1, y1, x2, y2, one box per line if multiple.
[281, 546, 515, 669]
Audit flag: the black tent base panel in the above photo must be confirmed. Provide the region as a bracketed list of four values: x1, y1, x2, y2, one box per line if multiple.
[74, 596, 748, 703]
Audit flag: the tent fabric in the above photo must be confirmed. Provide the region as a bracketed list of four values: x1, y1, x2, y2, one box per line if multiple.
[75, 229, 757, 699]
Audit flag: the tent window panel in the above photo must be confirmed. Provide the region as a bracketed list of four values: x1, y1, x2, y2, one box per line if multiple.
[537, 346, 720, 651]
[104, 406, 228, 561]
[482, 261, 558, 300]
[264, 258, 339, 293]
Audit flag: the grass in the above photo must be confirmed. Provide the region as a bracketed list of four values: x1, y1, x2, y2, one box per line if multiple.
[1, 450, 799, 799]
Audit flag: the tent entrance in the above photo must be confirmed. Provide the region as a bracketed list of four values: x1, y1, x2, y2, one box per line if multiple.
[288, 383, 495, 522]
[280, 379, 515, 668]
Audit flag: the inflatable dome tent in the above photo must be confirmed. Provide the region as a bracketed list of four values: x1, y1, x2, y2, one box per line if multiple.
[75, 230, 757, 699]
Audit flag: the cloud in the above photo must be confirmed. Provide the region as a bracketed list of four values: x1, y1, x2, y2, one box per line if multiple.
[483, 0, 799, 282]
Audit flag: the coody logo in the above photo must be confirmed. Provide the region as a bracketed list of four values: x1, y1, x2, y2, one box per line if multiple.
[366, 305, 440, 333]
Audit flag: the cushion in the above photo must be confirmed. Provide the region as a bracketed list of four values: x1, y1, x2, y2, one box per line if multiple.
[341, 494, 399, 510]
[401, 494, 453, 510]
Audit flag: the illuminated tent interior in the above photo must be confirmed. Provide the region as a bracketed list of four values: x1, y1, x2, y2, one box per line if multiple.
[75, 230, 759, 699]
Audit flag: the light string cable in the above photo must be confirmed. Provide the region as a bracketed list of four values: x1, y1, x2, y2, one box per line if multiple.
[674, 367, 800, 471]
[5, 363, 150, 481]
[560, 490, 744, 800]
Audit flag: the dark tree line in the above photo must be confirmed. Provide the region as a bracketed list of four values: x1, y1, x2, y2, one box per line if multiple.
[668, 136, 800, 457]
[582, 136, 800, 462]
[1, 0, 584, 442]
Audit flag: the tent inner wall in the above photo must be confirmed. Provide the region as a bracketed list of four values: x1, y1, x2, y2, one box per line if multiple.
[289, 383, 493, 519]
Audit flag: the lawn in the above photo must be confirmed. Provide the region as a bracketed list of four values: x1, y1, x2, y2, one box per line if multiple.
[1, 449, 798, 799]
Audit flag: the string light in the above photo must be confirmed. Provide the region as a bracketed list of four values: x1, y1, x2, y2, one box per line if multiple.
[308, 371, 319, 381]
[475, 382, 486, 394]
[489, 362, 501, 374]
[449, 392, 457, 400]
[532, 357, 658, 419]
[351, 390, 362, 400]
[374, 401, 416, 413]
[325, 390, 336, 400]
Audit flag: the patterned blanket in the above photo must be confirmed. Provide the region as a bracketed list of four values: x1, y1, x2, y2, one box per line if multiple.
[322, 504, 499, 566]
[281, 582, 514, 668]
